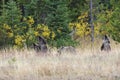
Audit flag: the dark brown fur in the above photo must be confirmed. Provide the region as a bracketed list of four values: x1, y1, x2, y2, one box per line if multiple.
[58, 46, 76, 55]
[101, 35, 111, 52]
[33, 36, 48, 53]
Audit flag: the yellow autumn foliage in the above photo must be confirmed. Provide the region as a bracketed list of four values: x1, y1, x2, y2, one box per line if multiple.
[42, 31, 50, 39]
[7, 32, 14, 38]
[78, 12, 88, 20]
[3, 24, 11, 30]
[36, 24, 42, 30]
[69, 11, 108, 39]
[1, 16, 57, 48]
[34, 31, 39, 36]
[51, 31, 56, 39]
[43, 26, 49, 31]
[15, 35, 25, 47]
[27, 16, 34, 25]
[69, 21, 90, 38]
[69, 23, 75, 30]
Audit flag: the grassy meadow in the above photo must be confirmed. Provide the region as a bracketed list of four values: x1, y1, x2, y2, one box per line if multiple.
[0, 40, 120, 80]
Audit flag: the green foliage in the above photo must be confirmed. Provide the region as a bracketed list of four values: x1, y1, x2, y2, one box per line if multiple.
[45, 0, 70, 38]
[0, 0, 22, 26]
[0, 0, 22, 47]
[48, 37, 78, 48]
[68, 0, 87, 22]
[108, 1, 120, 42]
[96, 0, 120, 42]
[0, 26, 7, 48]
[0, 0, 120, 49]
[24, 0, 38, 17]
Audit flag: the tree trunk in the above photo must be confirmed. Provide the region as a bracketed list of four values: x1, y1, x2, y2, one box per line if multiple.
[90, 0, 94, 42]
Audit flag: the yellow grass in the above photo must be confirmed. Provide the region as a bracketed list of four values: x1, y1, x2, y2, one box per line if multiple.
[0, 41, 120, 80]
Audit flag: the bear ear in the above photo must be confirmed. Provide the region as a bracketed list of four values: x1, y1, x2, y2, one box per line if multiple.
[38, 36, 47, 44]
[101, 44, 104, 51]
[104, 35, 108, 39]
[102, 35, 108, 40]
[33, 43, 36, 46]
[38, 36, 43, 41]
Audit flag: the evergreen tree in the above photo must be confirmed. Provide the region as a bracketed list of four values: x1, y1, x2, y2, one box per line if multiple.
[68, 0, 87, 22]
[45, 0, 70, 39]
[24, 0, 38, 17]
[0, 0, 22, 47]
[108, 0, 120, 42]
[35, 0, 47, 24]
[0, 0, 22, 26]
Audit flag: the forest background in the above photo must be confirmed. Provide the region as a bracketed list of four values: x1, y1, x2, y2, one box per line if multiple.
[0, 0, 120, 49]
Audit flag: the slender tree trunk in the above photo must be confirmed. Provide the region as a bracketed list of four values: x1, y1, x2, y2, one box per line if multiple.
[90, 0, 95, 53]
[20, 4, 25, 22]
[2, 0, 5, 13]
[90, 0, 94, 42]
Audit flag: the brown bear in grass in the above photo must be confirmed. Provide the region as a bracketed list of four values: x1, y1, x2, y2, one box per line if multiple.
[58, 46, 76, 55]
[101, 35, 111, 52]
[33, 36, 48, 54]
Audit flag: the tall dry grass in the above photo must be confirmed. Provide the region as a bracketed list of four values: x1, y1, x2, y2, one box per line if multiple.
[0, 40, 120, 80]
